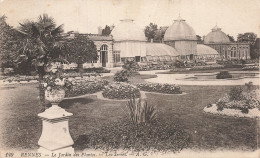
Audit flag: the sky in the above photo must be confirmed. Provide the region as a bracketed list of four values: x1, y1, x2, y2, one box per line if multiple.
[0, 0, 260, 38]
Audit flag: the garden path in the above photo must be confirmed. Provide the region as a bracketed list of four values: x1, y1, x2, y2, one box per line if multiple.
[139, 70, 260, 86]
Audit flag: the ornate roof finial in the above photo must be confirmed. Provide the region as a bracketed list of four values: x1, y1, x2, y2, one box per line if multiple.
[212, 23, 221, 31]
[175, 11, 184, 22]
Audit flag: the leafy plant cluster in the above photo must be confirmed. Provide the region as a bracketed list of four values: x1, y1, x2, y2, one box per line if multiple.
[113, 70, 130, 82]
[65, 78, 109, 97]
[122, 60, 140, 72]
[63, 72, 101, 78]
[172, 60, 206, 68]
[77, 118, 191, 152]
[217, 59, 244, 68]
[0, 73, 101, 83]
[126, 96, 157, 125]
[42, 62, 73, 93]
[136, 82, 182, 94]
[216, 71, 232, 79]
[136, 63, 171, 71]
[216, 59, 259, 69]
[102, 82, 140, 99]
[64, 67, 110, 74]
[216, 87, 260, 113]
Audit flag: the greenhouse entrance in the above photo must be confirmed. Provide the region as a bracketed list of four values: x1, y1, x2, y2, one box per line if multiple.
[100, 45, 108, 67]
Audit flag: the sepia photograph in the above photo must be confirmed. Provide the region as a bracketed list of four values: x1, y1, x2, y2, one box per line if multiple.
[0, 0, 259, 157]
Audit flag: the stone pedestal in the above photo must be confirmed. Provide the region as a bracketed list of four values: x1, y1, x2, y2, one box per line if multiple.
[38, 105, 74, 154]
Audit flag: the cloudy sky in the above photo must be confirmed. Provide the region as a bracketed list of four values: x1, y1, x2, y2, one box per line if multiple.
[1, 0, 260, 38]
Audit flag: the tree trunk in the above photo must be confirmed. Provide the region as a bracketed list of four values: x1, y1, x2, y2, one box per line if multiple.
[78, 62, 84, 78]
[37, 66, 46, 111]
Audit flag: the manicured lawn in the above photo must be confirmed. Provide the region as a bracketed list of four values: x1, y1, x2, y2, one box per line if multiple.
[0, 83, 259, 151]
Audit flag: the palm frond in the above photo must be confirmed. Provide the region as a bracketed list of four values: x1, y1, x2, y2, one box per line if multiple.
[51, 24, 64, 36]
[31, 23, 40, 38]
[38, 14, 56, 30]
[15, 28, 28, 36]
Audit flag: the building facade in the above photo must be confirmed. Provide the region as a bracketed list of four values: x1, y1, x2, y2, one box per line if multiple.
[204, 25, 250, 59]
[66, 17, 252, 68]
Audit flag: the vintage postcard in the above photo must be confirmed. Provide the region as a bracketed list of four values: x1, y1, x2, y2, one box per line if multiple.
[0, 0, 259, 158]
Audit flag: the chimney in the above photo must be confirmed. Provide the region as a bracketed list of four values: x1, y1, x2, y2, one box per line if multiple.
[98, 26, 102, 35]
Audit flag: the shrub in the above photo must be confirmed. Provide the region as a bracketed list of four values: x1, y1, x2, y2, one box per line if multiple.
[229, 87, 243, 101]
[113, 70, 130, 82]
[102, 82, 140, 99]
[173, 60, 185, 68]
[126, 96, 157, 125]
[136, 82, 182, 94]
[122, 60, 140, 72]
[216, 71, 232, 79]
[79, 118, 191, 152]
[65, 78, 109, 97]
[245, 81, 253, 91]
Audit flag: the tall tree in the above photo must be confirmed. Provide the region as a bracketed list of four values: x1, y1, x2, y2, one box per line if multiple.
[237, 32, 257, 44]
[154, 26, 168, 42]
[0, 15, 20, 72]
[16, 14, 66, 110]
[65, 35, 98, 77]
[102, 25, 111, 36]
[227, 34, 235, 42]
[237, 32, 258, 59]
[144, 23, 158, 42]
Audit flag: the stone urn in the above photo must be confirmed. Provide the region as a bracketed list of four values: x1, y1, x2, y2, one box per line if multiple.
[45, 88, 66, 105]
[38, 88, 74, 154]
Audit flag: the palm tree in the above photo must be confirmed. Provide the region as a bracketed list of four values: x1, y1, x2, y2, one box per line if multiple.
[16, 14, 66, 110]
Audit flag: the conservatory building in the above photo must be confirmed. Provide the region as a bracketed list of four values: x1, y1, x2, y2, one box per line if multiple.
[204, 25, 250, 59]
[66, 16, 254, 68]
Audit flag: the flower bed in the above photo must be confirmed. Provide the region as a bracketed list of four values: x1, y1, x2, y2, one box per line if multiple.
[190, 64, 224, 71]
[136, 82, 182, 94]
[64, 67, 111, 73]
[204, 87, 260, 117]
[242, 65, 259, 71]
[63, 72, 101, 78]
[204, 104, 260, 118]
[65, 78, 109, 97]
[102, 82, 140, 99]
